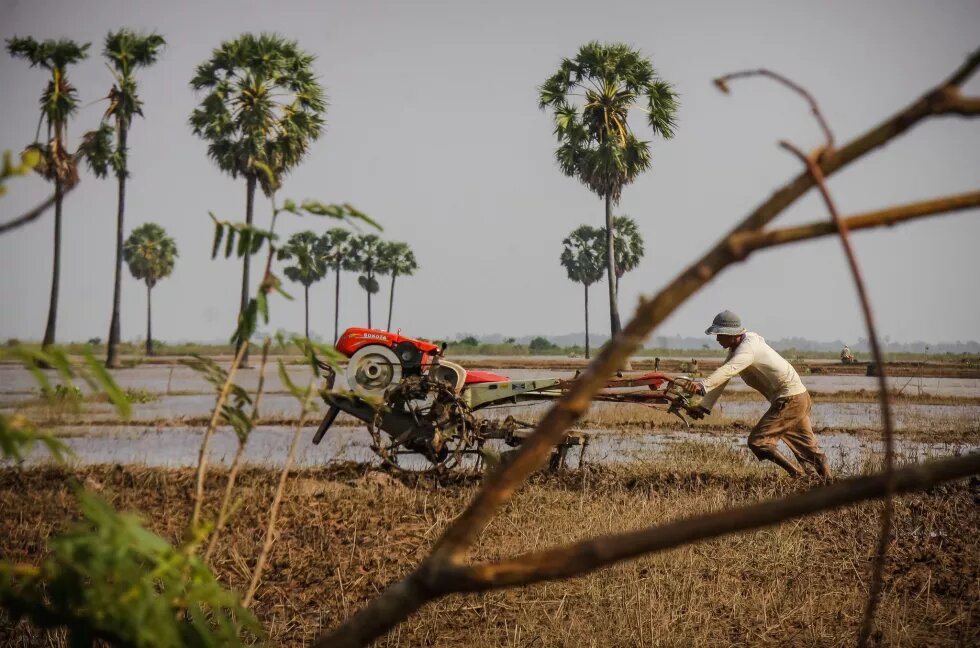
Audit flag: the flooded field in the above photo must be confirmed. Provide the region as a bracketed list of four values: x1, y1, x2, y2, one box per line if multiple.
[3, 362, 978, 648]
[2, 363, 977, 472]
[2, 363, 979, 396]
[14, 423, 977, 475]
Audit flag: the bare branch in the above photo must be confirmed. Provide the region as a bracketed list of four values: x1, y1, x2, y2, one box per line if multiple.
[728, 190, 980, 256]
[936, 89, 980, 115]
[440, 453, 979, 592]
[714, 69, 835, 149]
[733, 52, 980, 237]
[942, 46, 980, 86]
[780, 140, 897, 647]
[316, 453, 980, 647]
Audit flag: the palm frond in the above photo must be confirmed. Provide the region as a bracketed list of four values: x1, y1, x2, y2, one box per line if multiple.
[539, 41, 677, 201]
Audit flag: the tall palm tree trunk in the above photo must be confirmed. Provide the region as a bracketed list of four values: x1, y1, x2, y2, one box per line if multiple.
[146, 282, 153, 356]
[604, 193, 621, 337]
[304, 284, 310, 340]
[106, 124, 128, 368]
[386, 272, 397, 331]
[42, 178, 63, 349]
[366, 265, 373, 328]
[238, 174, 257, 364]
[333, 265, 341, 343]
[366, 272, 372, 328]
[584, 282, 590, 360]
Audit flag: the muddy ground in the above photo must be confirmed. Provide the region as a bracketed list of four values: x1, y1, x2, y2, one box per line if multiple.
[1, 362, 979, 646]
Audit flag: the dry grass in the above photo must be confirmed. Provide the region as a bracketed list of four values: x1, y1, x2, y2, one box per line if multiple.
[1, 443, 977, 647]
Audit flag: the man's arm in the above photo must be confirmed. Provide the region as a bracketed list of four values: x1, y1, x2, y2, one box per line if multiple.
[697, 379, 728, 412]
[688, 341, 755, 412]
[700, 342, 755, 394]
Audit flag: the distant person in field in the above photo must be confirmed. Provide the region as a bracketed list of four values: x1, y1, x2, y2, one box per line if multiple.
[841, 345, 855, 364]
[686, 310, 831, 479]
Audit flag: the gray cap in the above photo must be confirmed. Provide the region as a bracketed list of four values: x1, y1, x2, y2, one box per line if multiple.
[705, 310, 746, 336]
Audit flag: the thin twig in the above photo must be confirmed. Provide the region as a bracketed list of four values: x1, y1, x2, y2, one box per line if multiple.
[0, 183, 79, 235]
[780, 141, 897, 647]
[205, 337, 272, 561]
[190, 341, 249, 530]
[714, 69, 835, 149]
[0, 145, 91, 236]
[243, 380, 315, 607]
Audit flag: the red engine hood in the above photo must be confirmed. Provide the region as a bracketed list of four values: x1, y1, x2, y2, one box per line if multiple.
[335, 327, 441, 358]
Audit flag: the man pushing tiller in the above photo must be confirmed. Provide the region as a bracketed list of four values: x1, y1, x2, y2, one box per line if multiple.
[686, 310, 832, 479]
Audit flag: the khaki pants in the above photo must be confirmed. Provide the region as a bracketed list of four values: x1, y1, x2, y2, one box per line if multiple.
[748, 392, 826, 472]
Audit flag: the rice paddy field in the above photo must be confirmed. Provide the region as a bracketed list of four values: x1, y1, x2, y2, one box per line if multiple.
[1, 359, 978, 646]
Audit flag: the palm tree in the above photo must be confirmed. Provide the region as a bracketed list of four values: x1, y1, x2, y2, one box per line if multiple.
[123, 223, 177, 356]
[348, 233, 384, 328]
[560, 225, 604, 359]
[539, 41, 677, 337]
[319, 227, 354, 343]
[276, 231, 327, 339]
[6, 37, 90, 348]
[84, 30, 166, 368]
[377, 241, 418, 331]
[599, 215, 645, 283]
[189, 33, 326, 362]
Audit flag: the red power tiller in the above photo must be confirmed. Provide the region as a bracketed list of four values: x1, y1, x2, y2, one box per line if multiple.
[314, 327, 700, 472]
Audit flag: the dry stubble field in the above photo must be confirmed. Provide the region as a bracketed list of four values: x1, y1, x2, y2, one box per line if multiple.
[2, 441, 978, 647]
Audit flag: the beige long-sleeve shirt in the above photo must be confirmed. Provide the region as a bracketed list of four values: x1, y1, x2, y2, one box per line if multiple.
[698, 332, 806, 410]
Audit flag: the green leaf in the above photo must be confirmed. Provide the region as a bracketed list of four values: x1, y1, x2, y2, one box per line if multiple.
[210, 213, 224, 259]
[256, 291, 269, 324]
[342, 203, 382, 230]
[82, 351, 131, 419]
[277, 360, 304, 399]
[5, 348, 52, 396]
[231, 300, 258, 346]
[0, 413, 71, 462]
[224, 227, 236, 258]
[236, 228, 251, 258]
[280, 198, 299, 214]
[252, 160, 275, 191]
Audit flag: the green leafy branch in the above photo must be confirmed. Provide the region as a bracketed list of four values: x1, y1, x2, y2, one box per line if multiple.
[0, 345, 134, 462]
[0, 343, 259, 644]
[180, 355, 254, 443]
[0, 490, 260, 647]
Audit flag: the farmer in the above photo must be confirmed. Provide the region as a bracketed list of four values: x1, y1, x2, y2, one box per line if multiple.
[686, 310, 831, 479]
[840, 345, 855, 364]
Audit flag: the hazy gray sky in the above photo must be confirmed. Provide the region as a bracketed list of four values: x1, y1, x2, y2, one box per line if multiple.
[2, 0, 978, 346]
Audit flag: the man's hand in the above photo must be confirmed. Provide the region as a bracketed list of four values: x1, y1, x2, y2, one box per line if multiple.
[684, 381, 706, 396]
[688, 405, 710, 420]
